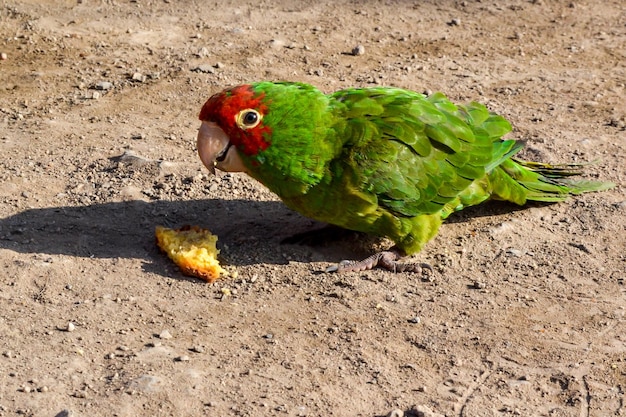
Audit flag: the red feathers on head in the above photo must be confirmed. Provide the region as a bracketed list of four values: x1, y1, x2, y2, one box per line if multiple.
[199, 85, 271, 156]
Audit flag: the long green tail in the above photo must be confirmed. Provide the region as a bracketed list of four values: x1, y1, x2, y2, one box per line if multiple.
[490, 158, 615, 204]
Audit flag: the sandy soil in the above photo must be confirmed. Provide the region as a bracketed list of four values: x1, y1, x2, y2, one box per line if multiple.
[0, 1, 625, 416]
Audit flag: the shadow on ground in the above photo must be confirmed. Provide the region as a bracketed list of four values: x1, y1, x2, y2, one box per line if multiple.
[0, 199, 313, 264]
[0, 197, 536, 269]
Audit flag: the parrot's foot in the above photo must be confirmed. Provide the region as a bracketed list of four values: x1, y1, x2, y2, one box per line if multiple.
[325, 251, 433, 275]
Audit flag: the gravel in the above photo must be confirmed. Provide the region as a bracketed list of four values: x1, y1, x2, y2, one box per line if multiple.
[158, 329, 173, 339]
[351, 45, 365, 56]
[95, 81, 113, 90]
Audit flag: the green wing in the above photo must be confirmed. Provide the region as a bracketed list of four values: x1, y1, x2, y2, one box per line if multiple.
[331, 88, 514, 218]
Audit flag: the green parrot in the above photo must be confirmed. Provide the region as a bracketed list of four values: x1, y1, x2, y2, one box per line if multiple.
[197, 82, 613, 273]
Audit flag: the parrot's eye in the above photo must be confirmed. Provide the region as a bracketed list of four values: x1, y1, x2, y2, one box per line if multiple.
[235, 109, 262, 130]
[243, 111, 258, 125]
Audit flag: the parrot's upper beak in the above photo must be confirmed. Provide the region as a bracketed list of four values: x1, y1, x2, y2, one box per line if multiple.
[197, 121, 247, 174]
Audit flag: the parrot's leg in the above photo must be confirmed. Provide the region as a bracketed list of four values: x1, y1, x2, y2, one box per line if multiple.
[325, 250, 433, 275]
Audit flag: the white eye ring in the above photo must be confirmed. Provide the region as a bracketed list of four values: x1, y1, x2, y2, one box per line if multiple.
[235, 109, 262, 129]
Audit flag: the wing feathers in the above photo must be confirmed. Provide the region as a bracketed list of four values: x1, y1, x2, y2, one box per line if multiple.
[336, 88, 508, 218]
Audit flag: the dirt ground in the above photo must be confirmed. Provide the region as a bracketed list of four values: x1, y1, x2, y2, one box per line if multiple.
[0, 1, 625, 416]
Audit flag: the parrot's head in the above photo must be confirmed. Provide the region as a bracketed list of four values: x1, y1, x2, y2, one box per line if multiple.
[197, 84, 272, 174]
[197, 82, 337, 193]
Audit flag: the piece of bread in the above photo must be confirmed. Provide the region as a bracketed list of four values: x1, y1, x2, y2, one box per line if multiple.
[155, 225, 226, 282]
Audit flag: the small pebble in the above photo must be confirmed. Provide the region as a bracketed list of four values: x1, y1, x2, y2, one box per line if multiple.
[55, 410, 73, 417]
[0, 52, 7, 60]
[131, 72, 146, 82]
[408, 316, 421, 324]
[73, 390, 87, 398]
[351, 45, 365, 56]
[270, 39, 285, 48]
[214, 62, 225, 69]
[190, 346, 205, 353]
[175, 355, 190, 362]
[91, 91, 101, 100]
[192, 64, 214, 74]
[387, 410, 404, 417]
[472, 281, 486, 290]
[449, 17, 461, 26]
[66, 322, 76, 332]
[95, 81, 113, 90]
[506, 248, 524, 257]
[413, 404, 445, 417]
[159, 329, 173, 339]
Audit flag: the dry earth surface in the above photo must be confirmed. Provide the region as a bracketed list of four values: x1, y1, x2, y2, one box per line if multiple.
[1, 1, 625, 416]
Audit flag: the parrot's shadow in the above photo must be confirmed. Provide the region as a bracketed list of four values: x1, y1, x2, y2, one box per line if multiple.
[0, 198, 317, 279]
[443, 199, 538, 224]
[0, 198, 544, 279]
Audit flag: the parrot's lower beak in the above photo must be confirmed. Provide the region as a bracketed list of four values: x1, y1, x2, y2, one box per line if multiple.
[197, 121, 247, 174]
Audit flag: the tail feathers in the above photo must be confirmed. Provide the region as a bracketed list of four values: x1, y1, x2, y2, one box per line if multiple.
[493, 158, 615, 204]
[514, 159, 594, 178]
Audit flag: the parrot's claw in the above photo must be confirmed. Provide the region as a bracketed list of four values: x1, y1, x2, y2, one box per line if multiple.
[325, 251, 433, 275]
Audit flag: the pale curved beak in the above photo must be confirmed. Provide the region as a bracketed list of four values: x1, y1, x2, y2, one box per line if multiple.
[197, 121, 247, 174]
